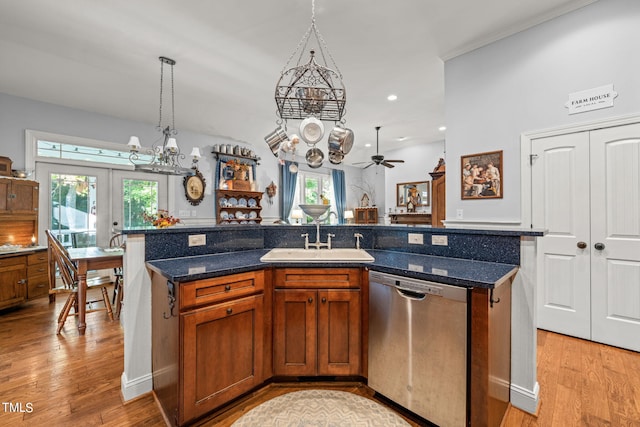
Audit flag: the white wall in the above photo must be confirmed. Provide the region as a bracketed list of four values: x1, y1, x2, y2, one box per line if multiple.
[383, 141, 445, 215]
[444, 0, 640, 223]
[0, 91, 297, 221]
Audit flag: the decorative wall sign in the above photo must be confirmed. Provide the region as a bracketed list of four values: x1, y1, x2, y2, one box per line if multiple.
[565, 84, 618, 115]
[461, 150, 503, 200]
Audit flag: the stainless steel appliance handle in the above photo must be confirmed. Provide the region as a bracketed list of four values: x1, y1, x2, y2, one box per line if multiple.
[396, 288, 426, 301]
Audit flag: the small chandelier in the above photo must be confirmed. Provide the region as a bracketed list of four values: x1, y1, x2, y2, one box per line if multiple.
[128, 56, 199, 176]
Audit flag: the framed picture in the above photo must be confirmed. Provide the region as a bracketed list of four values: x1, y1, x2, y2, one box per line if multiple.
[461, 150, 503, 199]
[396, 181, 430, 210]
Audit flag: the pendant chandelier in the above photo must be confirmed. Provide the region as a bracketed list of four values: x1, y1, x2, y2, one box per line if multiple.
[128, 56, 199, 176]
[266, 0, 353, 168]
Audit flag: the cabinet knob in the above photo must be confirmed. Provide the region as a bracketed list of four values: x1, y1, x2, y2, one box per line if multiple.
[226, 308, 233, 315]
[321, 297, 327, 303]
[224, 285, 231, 292]
[577, 241, 587, 249]
[308, 297, 313, 303]
[594, 242, 605, 251]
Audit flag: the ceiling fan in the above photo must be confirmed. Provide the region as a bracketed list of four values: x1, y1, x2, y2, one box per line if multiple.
[354, 126, 405, 169]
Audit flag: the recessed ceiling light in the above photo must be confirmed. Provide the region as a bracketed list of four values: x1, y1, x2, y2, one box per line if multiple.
[365, 143, 372, 148]
[439, 126, 447, 131]
[387, 94, 398, 101]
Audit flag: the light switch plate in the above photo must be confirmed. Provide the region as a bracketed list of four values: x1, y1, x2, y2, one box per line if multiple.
[408, 233, 423, 245]
[188, 234, 206, 246]
[432, 235, 448, 246]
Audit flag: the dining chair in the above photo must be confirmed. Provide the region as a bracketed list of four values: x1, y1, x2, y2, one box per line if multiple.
[109, 233, 125, 319]
[46, 230, 114, 334]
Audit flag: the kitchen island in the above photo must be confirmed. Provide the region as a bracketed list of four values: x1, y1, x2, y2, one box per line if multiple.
[120, 224, 543, 426]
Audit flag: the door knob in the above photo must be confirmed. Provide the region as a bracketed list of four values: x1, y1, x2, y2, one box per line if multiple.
[594, 242, 605, 250]
[577, 241, 587, 249]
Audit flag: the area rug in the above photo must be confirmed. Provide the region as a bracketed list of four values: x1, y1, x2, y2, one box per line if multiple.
[231, 389, 410, 427]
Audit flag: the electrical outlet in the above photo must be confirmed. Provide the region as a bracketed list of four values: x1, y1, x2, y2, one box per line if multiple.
[432, 235, 448, 246]
[188, 234, 206, 246]
[408, 233, 423, 245]
[456, 209, 464, 219]
[191, 210, 197, 217]
[179, 210, 191, 217]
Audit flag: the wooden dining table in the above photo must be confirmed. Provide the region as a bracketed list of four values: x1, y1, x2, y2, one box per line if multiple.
[66, 246, 124, 335]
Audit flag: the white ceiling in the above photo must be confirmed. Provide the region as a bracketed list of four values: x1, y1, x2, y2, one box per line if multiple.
[0, 0, 596, 164]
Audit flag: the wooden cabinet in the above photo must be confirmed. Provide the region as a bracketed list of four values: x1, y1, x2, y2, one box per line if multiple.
[0, 178, 39, 215]
[27, 251, 49, 299]
[273, 268, 362, 377]
[389, 213, 431, 225]
[215, 189, 263, 224]
[0, 255, 27, 310]
[470, 279, 513, 427]
[429, 170, 445, 227]
[152, 270, 268, 426]
[355, 207, 377, 224]
[0, 248, 48, 310]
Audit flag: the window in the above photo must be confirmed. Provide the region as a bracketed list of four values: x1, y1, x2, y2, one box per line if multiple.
[292, 171, 336, 223]
[36, 140, 153, 166]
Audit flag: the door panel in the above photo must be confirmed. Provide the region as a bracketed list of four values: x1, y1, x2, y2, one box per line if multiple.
[590, 123, 640, 351]
[112, 170, 167, 231]
[532, 132, 591, 339]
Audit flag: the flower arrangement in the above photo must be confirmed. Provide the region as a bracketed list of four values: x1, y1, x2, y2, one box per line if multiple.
[143, 209, 180, 228]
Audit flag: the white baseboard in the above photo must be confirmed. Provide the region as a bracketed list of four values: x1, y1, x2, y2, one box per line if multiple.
[121, 371, 153, 402]
[510, 382, 540, 415]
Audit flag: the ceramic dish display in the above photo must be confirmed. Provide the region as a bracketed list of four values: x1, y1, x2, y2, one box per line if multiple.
[248, 198, 257, 207]
[219, 197, 228, 207]
[249, 220, 256, 224]
[238, 198, 247, 207]
[220, 211, 229, 219]
[249, 211, 257, 219]
[228, 197, 238, 207]
[235, 211, 245, 219]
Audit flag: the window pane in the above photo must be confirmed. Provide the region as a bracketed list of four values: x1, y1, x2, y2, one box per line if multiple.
[50, 174, 97, 247]
[37, 140, 153, 166]
[123, 179, 159, 228]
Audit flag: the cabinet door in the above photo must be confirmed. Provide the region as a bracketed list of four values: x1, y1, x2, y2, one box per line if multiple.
[0, 264, 27, 310]
[317, 289, 361, 376]
[8, 180, 38, 215]
[273, 289, 317, 376]
[181, 294, 264, 424]
[0, 178, 9, 213]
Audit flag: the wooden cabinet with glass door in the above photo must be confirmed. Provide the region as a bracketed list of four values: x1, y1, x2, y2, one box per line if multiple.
[354, 207, 377, 224]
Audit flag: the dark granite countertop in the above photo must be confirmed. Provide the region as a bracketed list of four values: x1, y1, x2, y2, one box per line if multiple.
[146, 249, 518, 289]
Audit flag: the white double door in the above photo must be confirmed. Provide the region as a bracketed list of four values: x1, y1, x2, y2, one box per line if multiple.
[533, 122, 640, 352]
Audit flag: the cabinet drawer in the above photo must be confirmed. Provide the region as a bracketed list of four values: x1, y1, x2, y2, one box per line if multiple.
[0, 255, 27, 269]
[28, 274, 49, 299]
[180, 270, 264, 310]
[274, 267, 361, 289]
[27, 251, 48, 265]
[28, 263, 48, 277]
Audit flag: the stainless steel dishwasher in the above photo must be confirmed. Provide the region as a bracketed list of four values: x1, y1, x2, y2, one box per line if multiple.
[368, 271, 468, 427]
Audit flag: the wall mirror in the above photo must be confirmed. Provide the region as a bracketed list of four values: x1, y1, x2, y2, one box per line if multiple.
[396, 181, 430, 209]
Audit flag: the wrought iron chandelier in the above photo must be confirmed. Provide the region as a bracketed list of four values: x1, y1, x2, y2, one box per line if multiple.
[128, 56, 199, 176]
[267, 0, 353, 168]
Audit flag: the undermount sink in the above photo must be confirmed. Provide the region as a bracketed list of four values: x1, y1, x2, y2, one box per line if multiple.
[260, 248, 374, 263]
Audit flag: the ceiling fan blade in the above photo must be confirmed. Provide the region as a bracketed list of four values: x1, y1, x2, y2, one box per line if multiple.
[381, 161, 395, 168]
[385, 159, 405, 163]
[352, 161, 369, 165]
[362, 162, 375, 169]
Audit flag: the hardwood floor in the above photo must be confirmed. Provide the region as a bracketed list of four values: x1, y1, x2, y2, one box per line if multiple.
[1, 295, 639, 426]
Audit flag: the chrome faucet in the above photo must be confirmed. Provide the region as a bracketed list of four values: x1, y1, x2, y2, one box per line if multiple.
[301, 233, 310, 250]
[327, 233, 335, 249]
[354, 233, 363, 249]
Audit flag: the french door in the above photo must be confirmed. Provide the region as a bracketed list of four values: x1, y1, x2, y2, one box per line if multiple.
[36, 163, 167, 247]
[532, 122, 640, 351]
